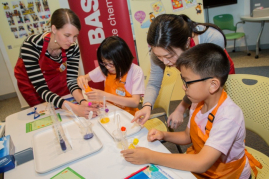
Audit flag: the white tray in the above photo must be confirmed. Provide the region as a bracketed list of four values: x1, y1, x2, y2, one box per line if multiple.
[32, 119, 102, 173]
[98, 110, 141, 137]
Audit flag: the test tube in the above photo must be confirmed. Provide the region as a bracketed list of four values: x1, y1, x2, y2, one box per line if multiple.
[48, 103, 67, 151]
[103, 96, 106, 111]
[58, 130, 67, 151]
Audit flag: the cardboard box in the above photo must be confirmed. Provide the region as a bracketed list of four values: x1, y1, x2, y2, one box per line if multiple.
[253, 7, 269, 17]
[0, 135, 15, 173]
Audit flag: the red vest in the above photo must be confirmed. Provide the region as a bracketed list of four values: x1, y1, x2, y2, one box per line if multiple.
[14, 33, 70, 107]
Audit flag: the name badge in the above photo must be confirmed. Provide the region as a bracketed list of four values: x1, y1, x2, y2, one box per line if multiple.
[59, 62, 67, 72]
[116, 87, 125, 96]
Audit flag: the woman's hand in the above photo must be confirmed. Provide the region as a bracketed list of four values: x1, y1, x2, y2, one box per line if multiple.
[77, 75, 89, 90]
[147, 129, 164, 142]
[167, 109, 184, 129]
[121, 147, 152, 165]
[167, 100, 190, 129]
[131, 104, 151, 125]
[79, 101, 98, 118]
[66, 101, 98, 119]
[85, 88, 108, 101]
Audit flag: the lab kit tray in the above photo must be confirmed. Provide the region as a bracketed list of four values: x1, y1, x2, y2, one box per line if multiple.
[32, 119, 102, 173]
[98, 110, 141, 137]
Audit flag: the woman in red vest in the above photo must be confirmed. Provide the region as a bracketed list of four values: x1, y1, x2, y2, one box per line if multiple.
[14, 9, 97, 118]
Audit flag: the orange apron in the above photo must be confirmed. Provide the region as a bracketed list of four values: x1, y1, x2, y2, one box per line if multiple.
[104, 73, 138, 116]
[187, 90, 262, 179]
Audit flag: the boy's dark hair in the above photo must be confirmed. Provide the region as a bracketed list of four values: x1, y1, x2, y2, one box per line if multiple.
[176, 43, 230, 86]
[97, 36, 134, 79]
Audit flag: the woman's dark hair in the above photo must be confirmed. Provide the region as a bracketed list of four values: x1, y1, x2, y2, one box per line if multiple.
[50, 8, 81, 31]
[176, 43, 230, 86]
[147, 14, 226, 54]
[97, 36, 134, 79]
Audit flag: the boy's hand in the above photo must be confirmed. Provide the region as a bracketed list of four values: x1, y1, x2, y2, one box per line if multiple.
[121, 147, 152, 165]
[147, 129, 164, 142]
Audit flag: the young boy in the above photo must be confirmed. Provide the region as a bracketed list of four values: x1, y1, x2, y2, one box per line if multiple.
[121, 43, 261, 179]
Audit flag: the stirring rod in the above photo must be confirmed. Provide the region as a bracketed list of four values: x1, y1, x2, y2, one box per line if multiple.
[48, 103, 67, 151]
[103, 96, 106, 111]
[64, 103, 93, 140]
[64, 103, 86, 129]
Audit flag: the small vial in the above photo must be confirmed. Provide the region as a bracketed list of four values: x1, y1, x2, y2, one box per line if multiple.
[100, 109, 110, 124]
[120, 127, 128, 150]
[60, 139, 67, 151]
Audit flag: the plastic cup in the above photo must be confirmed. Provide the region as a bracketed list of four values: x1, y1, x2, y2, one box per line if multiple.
[81, 121, 94, 140]
[112, 130, 128, 150]
[99, 108, 110, 124]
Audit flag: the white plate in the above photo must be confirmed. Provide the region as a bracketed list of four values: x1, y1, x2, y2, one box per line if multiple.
[98, 110, 141, 137]
[32, 119, 102, 173]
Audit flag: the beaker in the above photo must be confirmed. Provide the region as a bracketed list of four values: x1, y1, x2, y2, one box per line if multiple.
[112, 129, 128, 150]
[99, 108, 110, 124]
[81, 120, 94, 140]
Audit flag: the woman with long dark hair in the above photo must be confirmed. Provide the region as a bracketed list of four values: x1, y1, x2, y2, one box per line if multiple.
[132, 14, 235, 128]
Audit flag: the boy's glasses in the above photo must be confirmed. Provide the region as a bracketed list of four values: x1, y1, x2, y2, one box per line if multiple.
[100, 62, 114, 68]
[181, 74, 213, 88]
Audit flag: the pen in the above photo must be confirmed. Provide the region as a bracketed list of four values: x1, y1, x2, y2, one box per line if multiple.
[124, 165, 149, 179]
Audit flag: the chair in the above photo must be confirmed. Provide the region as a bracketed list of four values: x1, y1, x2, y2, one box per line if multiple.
[224, 74, 269, 178]
[213, 14, 251, 56]
[143, 67, 183, 153]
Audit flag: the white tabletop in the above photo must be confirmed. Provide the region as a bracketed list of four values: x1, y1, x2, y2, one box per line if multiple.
[240, 15, 269, 21]
[4, 101, 195, 179]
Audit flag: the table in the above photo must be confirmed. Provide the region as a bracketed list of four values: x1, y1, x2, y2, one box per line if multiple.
[4, 101, 195, 179]
[240, 15, 269, 59]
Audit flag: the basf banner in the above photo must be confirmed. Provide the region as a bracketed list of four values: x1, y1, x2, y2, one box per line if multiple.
[68, 0, 137, 90]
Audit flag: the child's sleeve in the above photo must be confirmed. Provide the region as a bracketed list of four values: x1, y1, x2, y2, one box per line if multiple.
[88, 67, 106, 82]
[131, 65, 145, 95]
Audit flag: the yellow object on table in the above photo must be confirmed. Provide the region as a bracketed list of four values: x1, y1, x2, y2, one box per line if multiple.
[128, 138, 139, 149]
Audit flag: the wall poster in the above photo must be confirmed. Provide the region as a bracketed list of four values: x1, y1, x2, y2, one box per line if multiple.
[1, 0, 51, 39]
